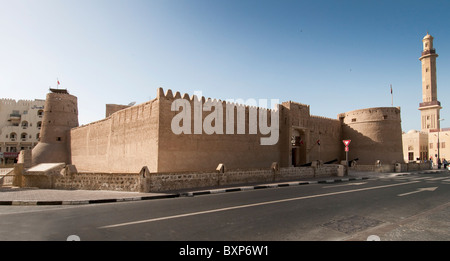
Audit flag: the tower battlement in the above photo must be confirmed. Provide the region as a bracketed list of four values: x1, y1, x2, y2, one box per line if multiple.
[156, 87, 279, 112]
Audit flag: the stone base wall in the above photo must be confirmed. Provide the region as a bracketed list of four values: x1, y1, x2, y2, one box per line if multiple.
[0, 171, 14, 187]
[142, 164, 341, 192]
[403, 162, 432, 171]
[54, 172, 141, 192]
[350, 162, 432, 173]
[350, 164, 394, 173]
[21, 164, 341, 192]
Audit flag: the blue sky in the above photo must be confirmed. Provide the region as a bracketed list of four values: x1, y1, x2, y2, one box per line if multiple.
[1, 0, 449, 132]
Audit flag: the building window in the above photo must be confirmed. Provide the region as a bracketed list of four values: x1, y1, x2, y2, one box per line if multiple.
[426, 85, 429, 89]
[21, 133, 27, 141]
[37, 121, 42, 129]
[442, 142, 446, 149]
[351, 118, 356, 122]
[383, 115, 388, 120]
[10, 132, 17, 141]
[37, 110, 44, 117]
[426, 68, 429, 72]
[408, 152, 414, 161]
[21, 121, 28, 129]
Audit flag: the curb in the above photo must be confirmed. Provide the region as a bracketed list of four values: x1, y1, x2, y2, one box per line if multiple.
[180, 177, 370, 197]
[0, 193, 180, 206]
[0, 177, 371, 206]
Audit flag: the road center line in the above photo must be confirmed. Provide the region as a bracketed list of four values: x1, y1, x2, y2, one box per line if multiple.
[99, 180, 419, 229]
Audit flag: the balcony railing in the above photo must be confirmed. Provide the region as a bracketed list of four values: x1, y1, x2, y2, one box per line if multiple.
[419, 100, 441, 107]
[422, 49, 436, 56]
[8, 113, 21, 121]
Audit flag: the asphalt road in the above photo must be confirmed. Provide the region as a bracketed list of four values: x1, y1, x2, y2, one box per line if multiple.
[0, 172, 449, 243]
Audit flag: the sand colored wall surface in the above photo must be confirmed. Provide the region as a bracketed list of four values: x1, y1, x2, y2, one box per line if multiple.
[71, 98, 159, 173]
[340, 107, 403, 165]
[72, 88, 282, 173]
[157, 89, 281, 172]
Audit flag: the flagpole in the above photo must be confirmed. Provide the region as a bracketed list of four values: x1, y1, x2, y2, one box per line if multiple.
[390, 84, 393, 107]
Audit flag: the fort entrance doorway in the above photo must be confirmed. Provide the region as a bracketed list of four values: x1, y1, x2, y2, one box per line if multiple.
[291, 128, 307, 166]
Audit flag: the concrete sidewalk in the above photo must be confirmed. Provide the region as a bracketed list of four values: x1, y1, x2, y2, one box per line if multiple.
[0, 169, 446, 206]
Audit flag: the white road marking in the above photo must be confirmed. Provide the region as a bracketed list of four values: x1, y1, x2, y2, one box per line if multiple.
[322, 182, 367, 188]
[425, 177, 449, 181]
[398, 187, 438, 197]
[99, 181, 419, 229]
[410, 177, 429, 180]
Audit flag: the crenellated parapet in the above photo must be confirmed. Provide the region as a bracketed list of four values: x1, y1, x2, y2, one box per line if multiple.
[156, 87, 279, 113]
[0, 98, 44, 107]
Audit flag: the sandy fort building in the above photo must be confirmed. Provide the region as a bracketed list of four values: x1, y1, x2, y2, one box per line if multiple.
[68, 87, 404, 174]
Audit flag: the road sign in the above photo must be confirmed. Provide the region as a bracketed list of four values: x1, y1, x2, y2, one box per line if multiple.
[345, 146, 349, 152]
[343, 140, 351, 147]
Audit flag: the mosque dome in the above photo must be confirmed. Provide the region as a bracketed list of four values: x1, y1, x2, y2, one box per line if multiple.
[423, 33, 433, 40]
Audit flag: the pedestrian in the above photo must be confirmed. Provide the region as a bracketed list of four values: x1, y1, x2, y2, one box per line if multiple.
[443, 159, 448, 169]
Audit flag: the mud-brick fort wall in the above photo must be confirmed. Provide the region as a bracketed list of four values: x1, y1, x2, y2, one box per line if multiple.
[308, 115, 342, 162]
[70, 98, 159, 173]
[279, 101, 342, 167]
[157, 88, 281, 172]
[71, 88, 281, 173]
[339, 107, 403, 165]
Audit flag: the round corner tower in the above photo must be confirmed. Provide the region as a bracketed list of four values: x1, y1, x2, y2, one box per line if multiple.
[341, 107, 403, 165]
[32, 88, 79, 165]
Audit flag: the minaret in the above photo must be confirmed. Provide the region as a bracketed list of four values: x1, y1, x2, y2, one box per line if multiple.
[31, 88, 79, 165]
[419, 32, 441, 132]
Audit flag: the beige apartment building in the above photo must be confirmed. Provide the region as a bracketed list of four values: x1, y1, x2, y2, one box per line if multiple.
[0, 98, 45, 165]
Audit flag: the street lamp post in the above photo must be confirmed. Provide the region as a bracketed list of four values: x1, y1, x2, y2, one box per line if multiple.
[438, 118, 445, 169]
